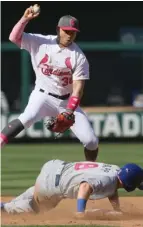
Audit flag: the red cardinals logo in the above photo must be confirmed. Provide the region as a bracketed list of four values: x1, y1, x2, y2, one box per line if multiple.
[38, 56, 72, 77]
[70, 19, 75, 27]
[65, 57, 72, 70]
[39, 54, 48, 64]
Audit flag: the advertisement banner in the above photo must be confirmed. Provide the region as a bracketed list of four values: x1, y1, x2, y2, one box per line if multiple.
[1, 111, 143, 139]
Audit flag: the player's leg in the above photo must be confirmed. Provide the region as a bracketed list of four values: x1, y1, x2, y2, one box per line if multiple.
[3, 186, 35, 213]
[0, 88, 58, 147]
[2, 160, 62, 214]
[0, 119, 24, 147]
[32, 185, 62, 213]
[70, 107, 99, 161]
[30, 160, 63, 213]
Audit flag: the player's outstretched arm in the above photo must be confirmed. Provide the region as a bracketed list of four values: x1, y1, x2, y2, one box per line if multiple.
[9, 4, 40, 47]
[75, 181, 93, 218]
[108, 191, 121, 212]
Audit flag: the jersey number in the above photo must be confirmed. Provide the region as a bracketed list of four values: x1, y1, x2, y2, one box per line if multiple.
[62, 77, 73, 86]
[74, 162, 98, 170]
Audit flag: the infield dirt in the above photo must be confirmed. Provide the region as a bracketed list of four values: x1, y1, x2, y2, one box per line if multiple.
[1, 197, 143, 227]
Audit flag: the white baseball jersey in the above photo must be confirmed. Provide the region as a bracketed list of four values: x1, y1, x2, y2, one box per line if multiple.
[60, 161, 120, 200]
[21, 33, 89, 95]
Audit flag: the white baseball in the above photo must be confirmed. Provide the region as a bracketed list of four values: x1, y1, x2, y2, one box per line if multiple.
[32, 5, 40, 14]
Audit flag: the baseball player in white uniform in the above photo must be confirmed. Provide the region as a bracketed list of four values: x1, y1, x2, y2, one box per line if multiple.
[0, 4, 98, 161]
[1, 159, 143, 217]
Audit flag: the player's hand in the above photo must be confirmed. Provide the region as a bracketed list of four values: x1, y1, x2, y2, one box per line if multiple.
[108, 210, 123, 215]
[23, 4, 40, 20]
[106, 210, 123, 218]
[45, 111, 75, 133]
[74, 212, 85, 219]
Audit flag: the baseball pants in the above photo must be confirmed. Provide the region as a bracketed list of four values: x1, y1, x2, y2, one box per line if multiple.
[4, 160, 65, 213]
[18, 87, 98, 150]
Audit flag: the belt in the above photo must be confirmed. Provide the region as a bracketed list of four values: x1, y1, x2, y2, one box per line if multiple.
[55, 162, 68, 187]
[39, 89, 70, 100]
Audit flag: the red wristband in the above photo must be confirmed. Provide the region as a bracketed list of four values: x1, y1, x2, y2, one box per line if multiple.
[67, 96, 80, 111]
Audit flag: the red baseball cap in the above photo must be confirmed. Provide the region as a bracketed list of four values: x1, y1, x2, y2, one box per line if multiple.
[57, 15, 80, 32]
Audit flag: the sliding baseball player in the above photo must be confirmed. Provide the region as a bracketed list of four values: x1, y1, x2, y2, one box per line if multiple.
[1, 159, 143, 218]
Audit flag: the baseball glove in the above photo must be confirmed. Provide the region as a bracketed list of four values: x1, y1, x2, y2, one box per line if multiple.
[45, 111, 75, 133]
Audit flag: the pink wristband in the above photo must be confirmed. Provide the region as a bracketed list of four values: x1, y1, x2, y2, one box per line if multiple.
[67, 96, 80, 111]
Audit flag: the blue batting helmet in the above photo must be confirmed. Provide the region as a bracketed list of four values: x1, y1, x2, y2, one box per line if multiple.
[118, 163, 143, 192]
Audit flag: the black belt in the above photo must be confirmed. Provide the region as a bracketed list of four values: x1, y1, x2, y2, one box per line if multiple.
[39, 89, 70, 100]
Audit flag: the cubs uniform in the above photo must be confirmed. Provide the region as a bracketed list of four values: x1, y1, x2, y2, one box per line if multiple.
[4, 160, 120, 213]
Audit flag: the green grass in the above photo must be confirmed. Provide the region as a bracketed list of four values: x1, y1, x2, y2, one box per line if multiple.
[1, 143, 143, 196]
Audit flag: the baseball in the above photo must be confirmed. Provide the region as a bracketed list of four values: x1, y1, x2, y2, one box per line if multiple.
[32, 4, 40, 14]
